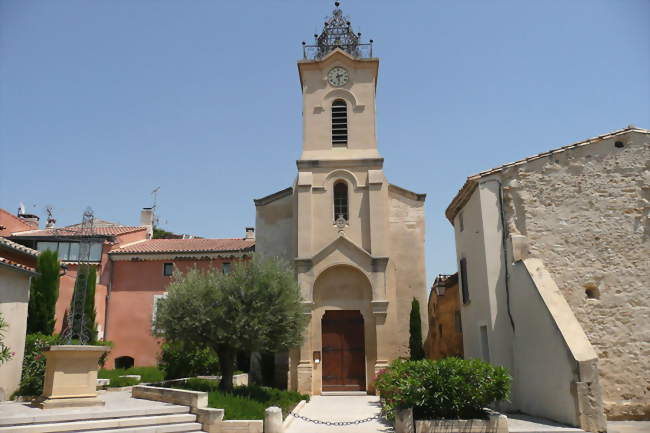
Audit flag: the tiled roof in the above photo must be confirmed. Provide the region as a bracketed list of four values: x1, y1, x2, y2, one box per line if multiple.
[0, 256, 37, 274]
[445, 126, 650, 223]
[110, 238, 255, 255]
[0, 208, 38, 234]
[0, 237, 39, 256]
[11, 225, 147, 238]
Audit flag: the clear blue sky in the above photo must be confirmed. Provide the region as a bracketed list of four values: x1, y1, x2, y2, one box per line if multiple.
[1, 0, 648, 283]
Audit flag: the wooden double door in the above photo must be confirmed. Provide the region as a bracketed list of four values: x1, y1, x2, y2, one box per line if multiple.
[321, 310, 366, 392]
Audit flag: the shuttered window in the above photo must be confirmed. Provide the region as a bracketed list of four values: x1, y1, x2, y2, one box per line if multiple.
[460, 258, 470, 304]
[331, 99, 348, 146]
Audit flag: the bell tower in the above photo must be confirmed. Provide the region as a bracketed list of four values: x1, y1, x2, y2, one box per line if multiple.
[298, 2, 379, 162]
[254, 2, 427, 395]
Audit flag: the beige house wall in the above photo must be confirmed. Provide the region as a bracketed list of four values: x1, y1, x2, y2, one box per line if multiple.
[0, 266, 31, 400]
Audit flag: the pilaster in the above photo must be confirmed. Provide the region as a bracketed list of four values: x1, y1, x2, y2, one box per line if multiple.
[368, 169, 388, 257]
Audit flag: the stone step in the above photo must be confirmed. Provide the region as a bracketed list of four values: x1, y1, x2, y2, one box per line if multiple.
[0, 405, 190, 427]
[83, 423, 203, 433]
[0, 414, 198, 433]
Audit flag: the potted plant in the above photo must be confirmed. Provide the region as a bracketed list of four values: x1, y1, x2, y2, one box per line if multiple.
[375, 357, 511, 433]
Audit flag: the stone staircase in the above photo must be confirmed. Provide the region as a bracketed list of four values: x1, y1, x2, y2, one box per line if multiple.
[0, 404, 204, 433]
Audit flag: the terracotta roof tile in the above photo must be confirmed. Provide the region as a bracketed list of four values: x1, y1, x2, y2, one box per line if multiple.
[0, 208, 38, 235]
[0, 256, 37, 274]
[110, 238, 255, 255]
[0, 237, 39, 256]
[11, 225, 147, 238]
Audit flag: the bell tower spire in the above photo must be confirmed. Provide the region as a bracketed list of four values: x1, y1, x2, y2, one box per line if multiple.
[298, 2, 379, 163]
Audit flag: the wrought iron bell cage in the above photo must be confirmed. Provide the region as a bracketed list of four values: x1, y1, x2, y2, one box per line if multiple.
[302, 2, 373, 60]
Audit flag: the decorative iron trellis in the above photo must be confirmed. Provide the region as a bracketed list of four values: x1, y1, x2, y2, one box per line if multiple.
[60, 207, 95, 345]
[302, 1, 373, 60]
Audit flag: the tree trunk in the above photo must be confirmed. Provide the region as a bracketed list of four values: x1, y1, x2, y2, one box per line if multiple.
[217, 347, 236, 392]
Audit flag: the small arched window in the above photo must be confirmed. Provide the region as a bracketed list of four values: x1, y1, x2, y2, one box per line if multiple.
[334, 181, 349, 221]
[331, 99, 348, 146]
[115, 355, 134, 369]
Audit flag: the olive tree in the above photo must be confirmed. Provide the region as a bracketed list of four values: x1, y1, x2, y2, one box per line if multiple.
[153, 256, 307, 391]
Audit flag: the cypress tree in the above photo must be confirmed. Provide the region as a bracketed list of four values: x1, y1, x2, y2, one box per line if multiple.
[409, 297, 425, 360]
[66, 264, 97, 343]
[84, 265, 97, 343]
[27, 250, 60, 335]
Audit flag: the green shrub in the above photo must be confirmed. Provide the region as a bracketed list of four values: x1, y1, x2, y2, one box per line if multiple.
[375, 357, 511, 420]
[98, 366, 164, 386]
[171, 380, 309, 419]
[15, 333, 60, 397]
[159, 340, 219, 380]
[108, 376, 140, 387]
[0, 312, 12, 365]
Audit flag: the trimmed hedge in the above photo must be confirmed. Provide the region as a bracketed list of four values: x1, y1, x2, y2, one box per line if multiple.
[375, 357, 511, 420]
[98, 366, 164, 387]
[172, 379, 309, 419]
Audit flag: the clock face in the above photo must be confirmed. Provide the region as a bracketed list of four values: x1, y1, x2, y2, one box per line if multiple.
[327, 67, 349, 87]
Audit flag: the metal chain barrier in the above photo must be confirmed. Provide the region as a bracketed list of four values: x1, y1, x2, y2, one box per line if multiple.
[290, 412, 380, 426]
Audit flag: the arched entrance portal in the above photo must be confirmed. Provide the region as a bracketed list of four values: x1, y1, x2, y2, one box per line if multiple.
[311, 264, 376, 394]
[322, 310, 366, 391]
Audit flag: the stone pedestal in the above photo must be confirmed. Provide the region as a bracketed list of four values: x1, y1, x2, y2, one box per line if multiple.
[36, 345, 110, 409]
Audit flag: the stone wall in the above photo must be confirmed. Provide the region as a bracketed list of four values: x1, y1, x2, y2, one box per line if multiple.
[500, 130, 650, 419]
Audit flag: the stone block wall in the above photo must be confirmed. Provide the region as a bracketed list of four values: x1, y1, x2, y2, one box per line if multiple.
[499, 131, 649, 419]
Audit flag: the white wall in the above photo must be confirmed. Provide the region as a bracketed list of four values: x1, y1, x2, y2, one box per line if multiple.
[0, 266, 31, 400]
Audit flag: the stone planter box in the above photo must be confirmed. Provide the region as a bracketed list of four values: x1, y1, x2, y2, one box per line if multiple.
[396, 408, 508, 433]
[36, 345, 111, 409]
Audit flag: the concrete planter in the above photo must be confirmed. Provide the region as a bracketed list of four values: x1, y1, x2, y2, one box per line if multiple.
[132, 385, 283, 433]
[36, 345, 111, 409]
[396, 408, 508, 433]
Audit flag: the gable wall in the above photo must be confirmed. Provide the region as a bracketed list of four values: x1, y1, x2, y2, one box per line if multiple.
[500, 130, 650, 419]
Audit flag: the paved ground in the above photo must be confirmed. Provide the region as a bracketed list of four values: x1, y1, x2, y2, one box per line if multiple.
[0, 390, 177, 422]
[607, 421, 650, 433]
[285, 395, 394, 433]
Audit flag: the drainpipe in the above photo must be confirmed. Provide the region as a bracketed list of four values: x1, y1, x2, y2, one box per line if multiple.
[479, 179, 516, 332]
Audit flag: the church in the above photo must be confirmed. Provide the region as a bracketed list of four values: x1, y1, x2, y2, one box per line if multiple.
[255, 3, 428, 395]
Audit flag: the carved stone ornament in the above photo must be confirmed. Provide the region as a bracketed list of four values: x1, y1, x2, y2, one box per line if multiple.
[336, 214, 347, 229]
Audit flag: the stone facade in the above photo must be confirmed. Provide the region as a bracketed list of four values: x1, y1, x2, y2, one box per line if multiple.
[446, 127, 649, 425]
[255, 6, 428, 395]
[498, 129, 650, 420]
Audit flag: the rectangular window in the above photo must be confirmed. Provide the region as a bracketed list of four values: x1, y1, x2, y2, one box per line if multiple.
[57, 242, 70, 261]
[37, 242, 58, 253]
[460, 258, 470, 304]
[480, 325, 490, 363]
[37, 241, 101, 262]
[152, 293, 168, 330]
[89, 242, 103, 262]
[163, 263, 173, 277]
[459, 212, 464, 232]
[455, 311, 463, 333]
[68, 242, 80, 261]
[222, 262, 231, 274]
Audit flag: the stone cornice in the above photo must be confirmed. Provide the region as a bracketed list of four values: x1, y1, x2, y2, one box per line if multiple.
[297, 158, 384, 170]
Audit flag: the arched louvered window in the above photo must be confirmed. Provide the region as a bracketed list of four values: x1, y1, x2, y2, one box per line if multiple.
[331, 99, 348, 146]
[334, 181, 349, 221]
